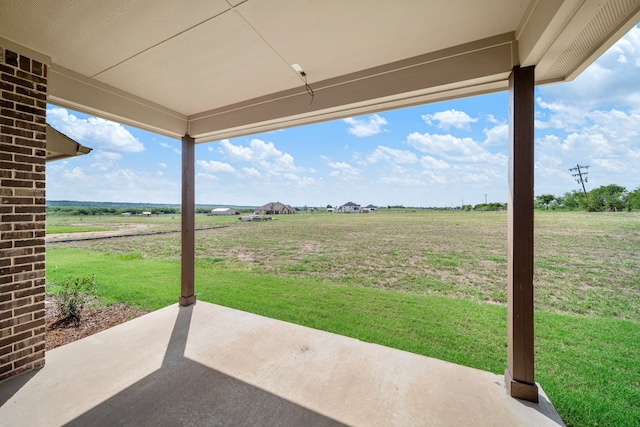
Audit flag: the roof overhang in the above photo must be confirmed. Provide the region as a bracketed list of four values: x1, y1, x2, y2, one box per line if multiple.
[1, 0, 639, 143]
[45, 124, 92, 162]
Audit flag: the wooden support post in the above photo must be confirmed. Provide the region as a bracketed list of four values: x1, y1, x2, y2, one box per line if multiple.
[505, 65, 538, 402]
[180, 135, 196, 306]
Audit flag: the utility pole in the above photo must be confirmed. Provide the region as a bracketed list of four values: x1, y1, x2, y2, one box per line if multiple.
[485, 194, 488, 204]
[569, 164, 589, 197]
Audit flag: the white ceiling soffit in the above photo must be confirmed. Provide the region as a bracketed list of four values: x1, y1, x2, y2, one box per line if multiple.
[1, 0, 639, 143]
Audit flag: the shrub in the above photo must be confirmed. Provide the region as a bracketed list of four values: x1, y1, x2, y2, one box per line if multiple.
[55, 275, 96, 325]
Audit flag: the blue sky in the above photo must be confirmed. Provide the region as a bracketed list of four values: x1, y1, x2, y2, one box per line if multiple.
[46, 25, 640, 208]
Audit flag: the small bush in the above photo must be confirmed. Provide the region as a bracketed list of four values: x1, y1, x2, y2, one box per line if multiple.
[55, 275, 96, 325]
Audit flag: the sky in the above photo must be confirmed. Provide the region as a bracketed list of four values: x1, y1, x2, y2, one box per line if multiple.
[46, 25, 640, 208]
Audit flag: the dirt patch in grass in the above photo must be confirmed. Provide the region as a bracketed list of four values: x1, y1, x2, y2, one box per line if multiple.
[45, 223, 153, 243]
[45, 296, 149, 350]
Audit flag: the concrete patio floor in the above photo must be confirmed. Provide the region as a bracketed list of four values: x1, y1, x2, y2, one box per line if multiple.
[0, 302, 565, 426]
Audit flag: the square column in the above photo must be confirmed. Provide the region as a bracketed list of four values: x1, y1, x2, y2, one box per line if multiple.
[180, 135, 196, 306]
[0, 47, 47, 381]
[505, 65, 538, 402]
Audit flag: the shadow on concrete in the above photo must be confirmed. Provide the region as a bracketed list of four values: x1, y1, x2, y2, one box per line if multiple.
[514, 390, 566, 426]
[0, 368, 39, 407]
[62, 304, 346, 427]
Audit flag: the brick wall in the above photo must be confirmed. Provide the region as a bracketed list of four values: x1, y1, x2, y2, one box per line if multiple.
[0, 46, 47, 382]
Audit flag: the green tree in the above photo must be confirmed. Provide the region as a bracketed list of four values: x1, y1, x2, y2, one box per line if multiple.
[535, 194, 556, 210]
[561, 190, 585, 210]
[473, 202, 506, 211]
[585, 184, 628, 212]
[628, 187, 640, 211]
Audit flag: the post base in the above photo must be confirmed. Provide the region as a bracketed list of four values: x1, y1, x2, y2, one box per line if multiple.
[505, 369, 539, 403]
[179, 294, 196, 306]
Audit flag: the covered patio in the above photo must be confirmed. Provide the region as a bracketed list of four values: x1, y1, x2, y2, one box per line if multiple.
[0, 301, 564, 426]
[1, 0, 640, 424]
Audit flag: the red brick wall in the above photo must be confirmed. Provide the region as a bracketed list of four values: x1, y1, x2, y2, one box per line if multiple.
[0, 46, 47, 382]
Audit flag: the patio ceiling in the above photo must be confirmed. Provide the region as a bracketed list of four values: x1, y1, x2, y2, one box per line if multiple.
[1, 0, 639, 143]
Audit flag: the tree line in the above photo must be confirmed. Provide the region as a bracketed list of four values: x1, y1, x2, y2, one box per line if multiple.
[536, 184, 640, 212]
[46, 206, 257, 216]
[47, 206, 182, 216]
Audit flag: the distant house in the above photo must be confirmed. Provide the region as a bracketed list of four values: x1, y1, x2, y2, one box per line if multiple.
[210, 208, 236, 216]
[338, 202, 360, 213]
[364, 204, 378, 211]
[254, 201, 296, 215]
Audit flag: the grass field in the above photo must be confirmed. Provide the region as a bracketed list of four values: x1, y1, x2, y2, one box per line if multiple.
[46, 210, 640, 426]
[46, 225, 113, 234]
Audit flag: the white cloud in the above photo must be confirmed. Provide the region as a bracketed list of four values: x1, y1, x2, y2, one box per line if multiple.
[343, 114, 388, 137]
[196, 172, 219, 182]
[158, 163, 167, 169]
[62, 167, 87, 181]
[534, 105, 640, 194]
[249, 139, 283, 159]
[88, 151, 122, 171]
[197, 160, 236, 174]
[535, 98, 589, 131]
[406, 132, 505, 165]
[378, 175, 432, 187]
[219, 138, 286, 161]
[365, 146, 417, 164]
[422, 109, 478, 130]
[482, 124, 508, 146]
[368, 129, 510, 203]
[588, 108, 640, 141]
[535, 78, 640, 195]
[215, 138, 311, 178]
[322, 156, 361, 179]
[420, 156, 450, 170]
[297, 176, 318, 186]
[47, 166, 180, 203]
[47, 107, 144, 153]
[218, 139, 253, 161]
[242, 167, 261, 178]
[196, 140, 324, 206]
[592, 158, 628, 172]
[92, 151, 122, 161]
[486, 114, 499, 124]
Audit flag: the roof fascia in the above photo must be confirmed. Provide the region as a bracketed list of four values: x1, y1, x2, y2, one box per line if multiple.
[561, 4, 640, 82]
[527, 0, 640, 83]
[45, 124, 92, 162]
[517, 0, 577, 67]
[48, 65, 188, 139]
[189, 34, 516, 143]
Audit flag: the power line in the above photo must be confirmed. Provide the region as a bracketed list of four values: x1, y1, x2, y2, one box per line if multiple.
[568, 164, 589, 197]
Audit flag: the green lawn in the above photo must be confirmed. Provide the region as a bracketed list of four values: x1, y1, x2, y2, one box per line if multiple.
[46, 210, 640, 426]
